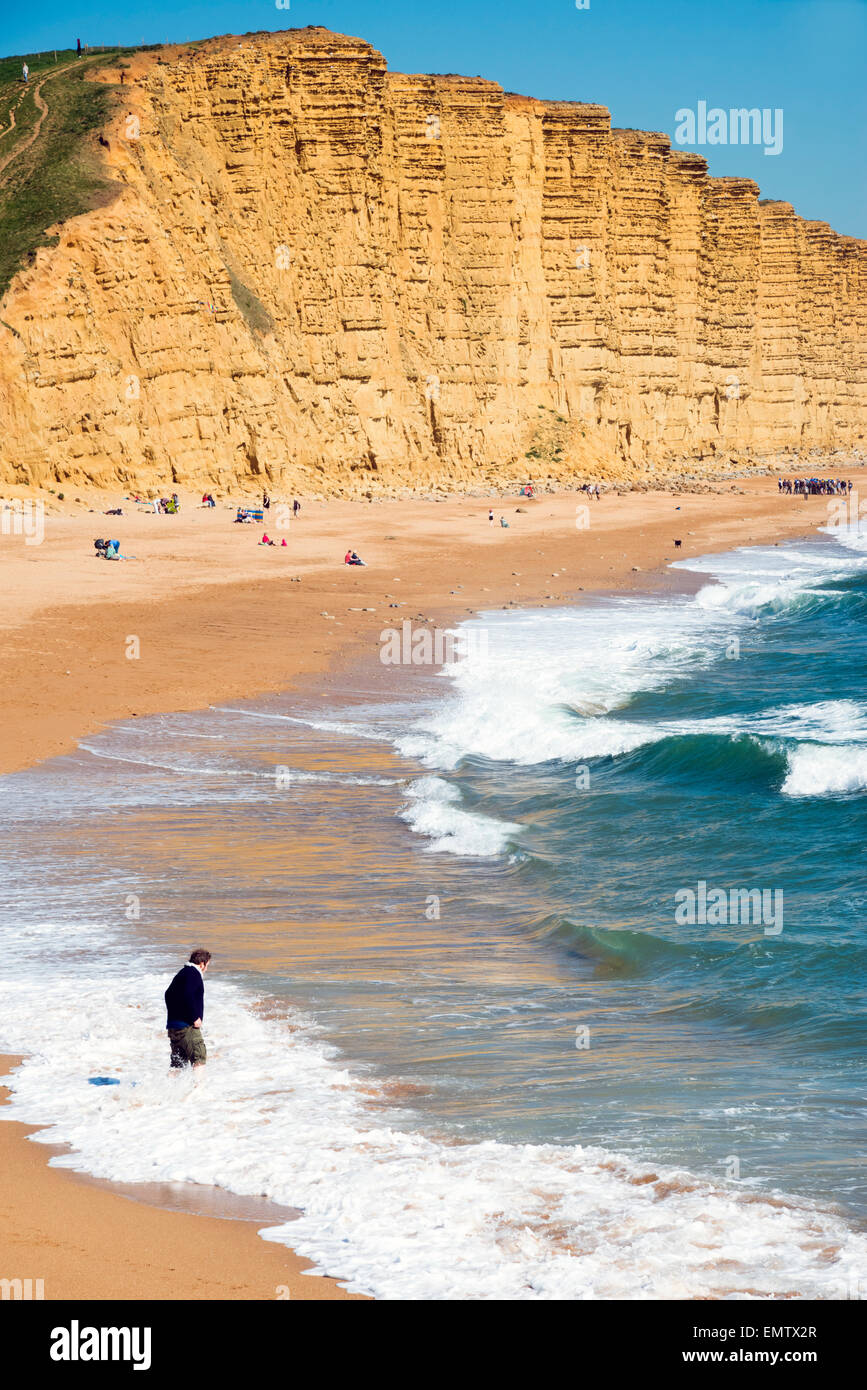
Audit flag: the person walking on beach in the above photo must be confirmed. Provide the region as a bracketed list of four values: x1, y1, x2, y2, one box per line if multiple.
[293, 498, 301, 518]
[165, 949, 211, 1069]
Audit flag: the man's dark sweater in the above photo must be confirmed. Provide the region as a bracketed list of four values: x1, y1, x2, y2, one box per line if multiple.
[165, 964, 204, 1031]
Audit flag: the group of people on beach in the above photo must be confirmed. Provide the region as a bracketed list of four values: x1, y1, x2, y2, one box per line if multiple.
[90, 489, 307, 564]
[779, 477, 852, 496]
[136, 489, 180, 511]
[125, 492, 179, 511]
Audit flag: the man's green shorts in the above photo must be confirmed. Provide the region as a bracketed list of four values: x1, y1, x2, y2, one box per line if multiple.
[168, 1026, 207, 1068]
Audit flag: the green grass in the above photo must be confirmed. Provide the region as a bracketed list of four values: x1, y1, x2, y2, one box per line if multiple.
[0, 50, 134, 300]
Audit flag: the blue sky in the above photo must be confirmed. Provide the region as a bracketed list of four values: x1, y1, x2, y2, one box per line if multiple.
[2, 0, 864, 236]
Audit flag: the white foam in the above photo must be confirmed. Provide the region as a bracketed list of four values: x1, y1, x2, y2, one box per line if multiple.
[78, 745, 263, 777]
[0, 926, 863, 1300]
[387, 538, 867, 848]
[782, 744, 867, 798]
[76, 745, 396, 789]
[394, 540, 866, 779]
[394, 600, 721, 771]
[399, 776, 520, 856]
[820, 518, 867, 554]
[211, 706, 390, 743]
[661, 700, 867, 751]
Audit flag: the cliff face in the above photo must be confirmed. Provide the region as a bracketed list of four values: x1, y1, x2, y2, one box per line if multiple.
[1, 28, 864, 495]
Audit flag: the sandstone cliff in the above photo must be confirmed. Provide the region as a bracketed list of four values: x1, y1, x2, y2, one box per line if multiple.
[1, 27, 864, 496]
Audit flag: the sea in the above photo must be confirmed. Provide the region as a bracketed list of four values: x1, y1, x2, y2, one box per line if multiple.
[1, 519, 865, 1299]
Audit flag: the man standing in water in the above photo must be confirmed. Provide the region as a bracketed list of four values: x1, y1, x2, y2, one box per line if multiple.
[165, 949, 211, 1069]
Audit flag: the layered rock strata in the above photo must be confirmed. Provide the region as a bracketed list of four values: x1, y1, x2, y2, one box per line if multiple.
[1, 28, 864, 494]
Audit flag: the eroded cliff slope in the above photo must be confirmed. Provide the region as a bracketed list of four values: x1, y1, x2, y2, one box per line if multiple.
[1, 27, 864, 495]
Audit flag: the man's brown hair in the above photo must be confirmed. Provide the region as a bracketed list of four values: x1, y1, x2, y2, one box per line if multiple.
[189, 948, 212, 966]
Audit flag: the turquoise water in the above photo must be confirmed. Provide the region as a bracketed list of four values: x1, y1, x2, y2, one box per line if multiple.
[0, 524, 864, 1296]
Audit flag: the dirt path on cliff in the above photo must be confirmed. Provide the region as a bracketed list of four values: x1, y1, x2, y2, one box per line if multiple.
[0, 87, 26, 141]
[0, 63, 81, 182]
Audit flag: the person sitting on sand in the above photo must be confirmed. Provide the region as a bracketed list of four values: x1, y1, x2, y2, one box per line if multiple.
[165, 949, 211, 1070]
[260, 533, 276, 546]
[345, 549, 365, 566]
[500, 516, 509, 527]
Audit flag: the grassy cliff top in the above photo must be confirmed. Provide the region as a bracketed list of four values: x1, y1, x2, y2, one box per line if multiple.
[0, 49, 133, 301]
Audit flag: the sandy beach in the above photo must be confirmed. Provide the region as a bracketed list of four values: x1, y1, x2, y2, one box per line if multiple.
[3, 473, 861, 777]
[0, 1054, 363, 1300]
[1, 467, 864, 1299]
